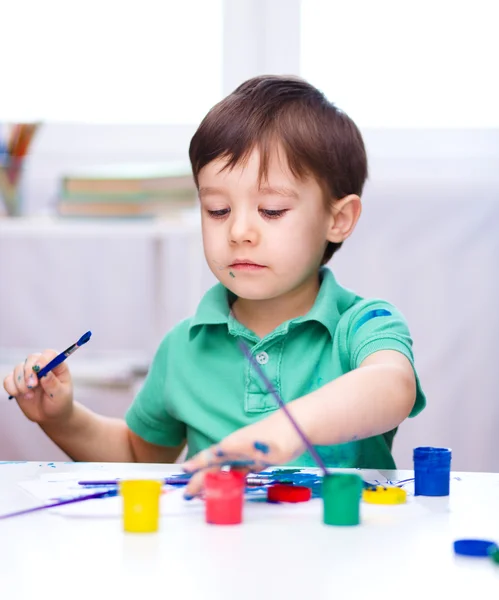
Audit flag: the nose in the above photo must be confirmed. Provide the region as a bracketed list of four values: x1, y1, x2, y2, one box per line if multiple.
[228, 210, 259, 245]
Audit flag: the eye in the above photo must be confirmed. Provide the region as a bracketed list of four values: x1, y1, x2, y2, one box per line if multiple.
[260, 209, 288, 219]
[207, 208, 230, 218]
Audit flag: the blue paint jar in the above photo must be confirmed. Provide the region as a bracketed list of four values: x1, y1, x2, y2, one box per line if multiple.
[413, 446, 452, 496]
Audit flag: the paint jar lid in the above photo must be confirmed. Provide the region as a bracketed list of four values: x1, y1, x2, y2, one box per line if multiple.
[267, 484, 312, 503]
[413, 446, 452, 465]
[453, 539, 497, 557]
[362, 486, 407, 504]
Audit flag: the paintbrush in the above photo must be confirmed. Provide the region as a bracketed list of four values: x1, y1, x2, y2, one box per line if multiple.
[239, 341, 328, 475]
[8, 331, 91, 400]
[78, 468, 273, 488]
[0, 489, 117, 520]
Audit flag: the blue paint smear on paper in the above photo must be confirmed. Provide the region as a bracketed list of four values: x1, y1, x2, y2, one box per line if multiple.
[248, 468, 324, 498]
[245, 468, 420, 502]
[0, 461, 28, 465]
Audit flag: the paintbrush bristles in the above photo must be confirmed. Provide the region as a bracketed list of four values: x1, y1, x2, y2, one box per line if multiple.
[239, 341, 328, 475]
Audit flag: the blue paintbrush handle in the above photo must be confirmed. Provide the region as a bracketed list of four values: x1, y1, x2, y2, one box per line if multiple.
[36, 353, 67, 378]
[37, 331, 92, 378]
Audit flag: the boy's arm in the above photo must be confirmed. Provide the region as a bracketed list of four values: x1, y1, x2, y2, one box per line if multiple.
[41, 401, 185, 463]
[291, 350, 416, 445]
[183, 350, 416, 495]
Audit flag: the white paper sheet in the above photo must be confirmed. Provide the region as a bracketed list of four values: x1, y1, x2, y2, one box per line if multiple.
[14, 468, 439, 523]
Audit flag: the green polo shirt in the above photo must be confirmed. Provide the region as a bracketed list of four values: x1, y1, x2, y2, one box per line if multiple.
[126, 267, 425, 469]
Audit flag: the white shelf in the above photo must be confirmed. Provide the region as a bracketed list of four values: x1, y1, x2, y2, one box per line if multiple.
[0, 212, 201, 238]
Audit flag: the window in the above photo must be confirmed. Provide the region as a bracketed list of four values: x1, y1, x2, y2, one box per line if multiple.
[1, 0, 223, 124]
[300, 0, 499, 127]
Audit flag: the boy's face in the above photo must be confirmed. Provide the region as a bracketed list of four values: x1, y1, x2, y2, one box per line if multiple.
[198, 147, 338, 302]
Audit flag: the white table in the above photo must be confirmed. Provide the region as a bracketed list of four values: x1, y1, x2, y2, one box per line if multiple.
[0, 462, 498, 600]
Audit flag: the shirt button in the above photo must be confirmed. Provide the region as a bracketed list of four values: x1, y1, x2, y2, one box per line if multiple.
[256, 351, 269, 365]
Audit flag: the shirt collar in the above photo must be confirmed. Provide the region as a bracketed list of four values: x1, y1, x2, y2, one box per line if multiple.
[188, 282, 233, 332]
[288, 267, 358, 338]
[189, 267, 358, 339]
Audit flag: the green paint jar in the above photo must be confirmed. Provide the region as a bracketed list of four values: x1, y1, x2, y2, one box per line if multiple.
[488, 544, 499, 565]
[322, 473, 363, 526]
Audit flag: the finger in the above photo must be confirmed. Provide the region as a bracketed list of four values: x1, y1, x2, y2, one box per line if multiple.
[3, 372, 19, 398]
[34, 348, 71, 384]
[184, 468, 213, 499]
[183, 445, 221, 474]
[182, 445, 227, 499]
[30, 349, 58, 379]
[13, 363, 29, 396]
[23, 353, 42, 392]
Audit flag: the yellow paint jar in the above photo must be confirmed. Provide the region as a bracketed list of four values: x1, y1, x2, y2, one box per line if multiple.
[119, 480, 162, 533]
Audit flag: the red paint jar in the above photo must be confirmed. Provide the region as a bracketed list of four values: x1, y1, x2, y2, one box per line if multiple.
[204, 471, 245, 525]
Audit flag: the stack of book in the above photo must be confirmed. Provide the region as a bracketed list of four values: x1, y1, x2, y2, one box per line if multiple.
[57, 162, 198, 218]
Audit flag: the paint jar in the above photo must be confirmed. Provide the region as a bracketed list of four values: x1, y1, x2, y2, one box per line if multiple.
[488, 544, 499, 565]
[413, 446, 452, 496]
[120, 480, 162, 533]
[204, 471, 245, 525]
[322, 473, 363, 526]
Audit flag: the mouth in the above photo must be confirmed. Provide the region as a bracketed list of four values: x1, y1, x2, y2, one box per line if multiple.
[229, 259, 266, 270]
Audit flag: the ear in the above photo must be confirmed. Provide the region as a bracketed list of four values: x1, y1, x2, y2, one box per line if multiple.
[326, 194, 362, 244]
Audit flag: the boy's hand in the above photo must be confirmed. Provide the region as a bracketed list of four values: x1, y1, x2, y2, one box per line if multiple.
[3, 350, 74, 424]
[182, 412, 305, 498]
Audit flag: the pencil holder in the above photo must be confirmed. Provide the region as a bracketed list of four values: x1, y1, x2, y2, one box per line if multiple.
[413, 446, 452, 496]
[204, 471, 245, 525]
[322, 473, 363, 526]
[0, 157, 25, 216]
[120, 479, 162, 533]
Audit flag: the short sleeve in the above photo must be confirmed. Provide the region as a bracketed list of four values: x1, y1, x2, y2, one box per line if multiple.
[346, 300, 426, 418]
[125, 336, 186, 446]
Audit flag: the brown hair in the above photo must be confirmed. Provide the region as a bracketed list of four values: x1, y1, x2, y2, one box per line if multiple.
[189, 75, 368, 263]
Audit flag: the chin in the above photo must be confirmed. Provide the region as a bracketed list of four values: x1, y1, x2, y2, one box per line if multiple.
[225, 279, 283, 301]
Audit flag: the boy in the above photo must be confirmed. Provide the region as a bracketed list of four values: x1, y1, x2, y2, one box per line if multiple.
[3, 75, 425, 497]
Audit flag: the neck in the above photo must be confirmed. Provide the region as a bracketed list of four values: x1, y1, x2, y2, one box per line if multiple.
[232, 272, 321, 339]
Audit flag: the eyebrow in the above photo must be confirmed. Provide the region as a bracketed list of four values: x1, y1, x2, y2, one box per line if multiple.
[257, 186, 299, 199]
[198, 187, 226, 199]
